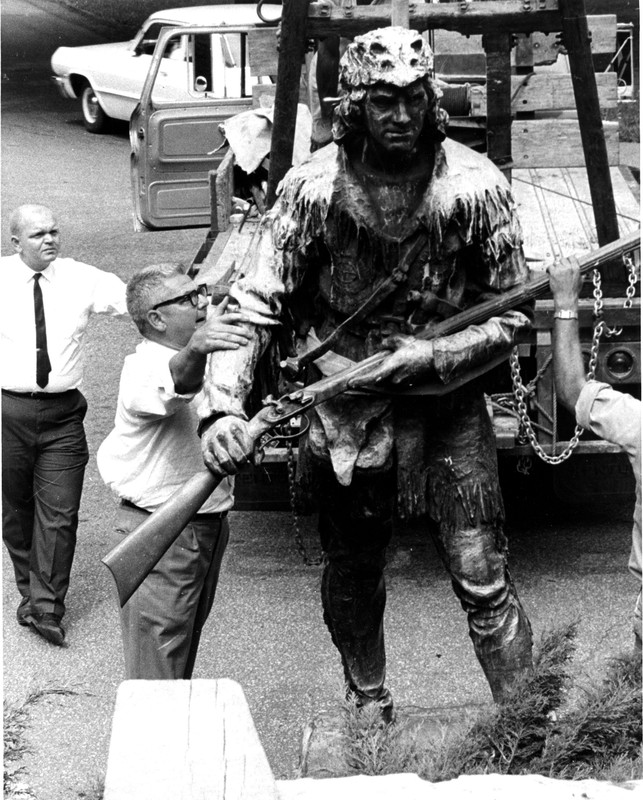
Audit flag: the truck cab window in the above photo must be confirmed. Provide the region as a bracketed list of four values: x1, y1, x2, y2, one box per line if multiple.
[193, 33, 213, 92]
[136, 22, 165, 56]
[191, 32, 254, 99]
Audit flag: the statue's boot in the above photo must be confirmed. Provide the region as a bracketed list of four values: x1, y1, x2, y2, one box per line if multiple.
[471, 597, 534, 704]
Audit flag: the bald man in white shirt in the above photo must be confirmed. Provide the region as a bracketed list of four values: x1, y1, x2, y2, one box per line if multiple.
[1, 204, 127, 646]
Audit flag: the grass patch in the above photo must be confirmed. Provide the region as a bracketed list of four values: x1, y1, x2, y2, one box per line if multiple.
[77, 776, 105, 800]
[4, 686, 94, 800]
[338, 622, 642, 784]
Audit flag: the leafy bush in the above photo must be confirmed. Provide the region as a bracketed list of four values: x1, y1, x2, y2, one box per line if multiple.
[337, 622, 642, 784]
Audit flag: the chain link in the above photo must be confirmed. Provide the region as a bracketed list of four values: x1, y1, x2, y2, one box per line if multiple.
[286, 441, 323, 567]
[509, 249, 638, 464]
[622, 253, 640, 310]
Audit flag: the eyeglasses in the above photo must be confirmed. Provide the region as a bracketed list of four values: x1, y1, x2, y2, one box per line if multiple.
[151, 283, 209, 311]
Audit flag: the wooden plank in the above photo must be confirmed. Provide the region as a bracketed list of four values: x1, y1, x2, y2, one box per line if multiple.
[197, 218, 261, 285]
[469, 72, 617, 115]
[266, 0, 311, 207]
[483, 32, 513, 176]
[560, 0, 620, 251]
[433, 15, 617, 75]
[391, 0, 410, 28]
[212, 150, 234, 234]
[248, 28, 279, 77]
[512, 119, 619, 168]
[103, 679, 279, 800]
[306, 0, 565, 37]
[512, 166, 638, 263]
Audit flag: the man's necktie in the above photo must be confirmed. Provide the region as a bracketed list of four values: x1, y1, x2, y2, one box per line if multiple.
[33, 273, 51, 389]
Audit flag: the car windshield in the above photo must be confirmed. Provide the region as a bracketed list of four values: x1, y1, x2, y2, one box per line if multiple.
[149, 31, 269, 104]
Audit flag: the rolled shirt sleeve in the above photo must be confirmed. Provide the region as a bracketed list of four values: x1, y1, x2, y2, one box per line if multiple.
[576, 380, 641, 582]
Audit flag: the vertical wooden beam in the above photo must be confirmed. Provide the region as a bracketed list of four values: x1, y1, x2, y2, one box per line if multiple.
[482, 32, 513, 182]
[391, 0, 410, 28]
[559, 0, 620, 251]
[266, 0, 310, 208]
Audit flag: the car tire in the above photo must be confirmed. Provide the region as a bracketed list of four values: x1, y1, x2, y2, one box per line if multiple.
[80, 82, 107, 133]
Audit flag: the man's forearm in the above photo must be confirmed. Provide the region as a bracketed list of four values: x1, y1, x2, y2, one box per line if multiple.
[552, 316, 586, 412]
[169, 347, 207, 395]
[549, 257, 586, 412]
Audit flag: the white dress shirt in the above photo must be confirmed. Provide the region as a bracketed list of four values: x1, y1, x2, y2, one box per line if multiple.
[97, 339, 234, 514]
[1, 254, 127, 393]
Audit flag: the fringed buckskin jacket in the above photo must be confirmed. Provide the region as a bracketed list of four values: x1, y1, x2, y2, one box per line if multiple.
[198, 138, 533, 517]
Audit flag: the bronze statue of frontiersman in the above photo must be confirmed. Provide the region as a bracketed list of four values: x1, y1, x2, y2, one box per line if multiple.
[198, 27, 534, 721]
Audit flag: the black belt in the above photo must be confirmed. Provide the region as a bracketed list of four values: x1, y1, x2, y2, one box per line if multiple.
[120, 498, 227, 521]
[2, 388, 78, 399]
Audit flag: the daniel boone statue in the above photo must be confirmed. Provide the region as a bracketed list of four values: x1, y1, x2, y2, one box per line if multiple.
[197, 27, 535, 722]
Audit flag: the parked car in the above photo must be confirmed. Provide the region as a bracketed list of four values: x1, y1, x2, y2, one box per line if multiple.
[51, 4, 280, 133]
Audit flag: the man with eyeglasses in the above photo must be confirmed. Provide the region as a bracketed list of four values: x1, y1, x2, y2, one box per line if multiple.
[1, 204, 127, 647]
[97, 263, 251, 679]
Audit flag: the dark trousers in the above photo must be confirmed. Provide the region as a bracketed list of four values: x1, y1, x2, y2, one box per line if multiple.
[317, 390, 533, 706]
[110, 502, 230, 680]
[2, 389, 89, 619]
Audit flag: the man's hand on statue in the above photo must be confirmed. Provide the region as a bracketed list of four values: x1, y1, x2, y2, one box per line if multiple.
[192, 297, 253, 355]
[201, 415, 254, 477]
[547, 256, 582, 312]
[353, 335, 435, 387]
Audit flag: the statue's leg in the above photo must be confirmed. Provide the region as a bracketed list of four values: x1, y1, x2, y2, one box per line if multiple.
[317, 463, 395, 721]
[426, 389, 533, 703]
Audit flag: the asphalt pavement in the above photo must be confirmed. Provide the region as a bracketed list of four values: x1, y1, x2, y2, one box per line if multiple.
[1, 57, 640, 800]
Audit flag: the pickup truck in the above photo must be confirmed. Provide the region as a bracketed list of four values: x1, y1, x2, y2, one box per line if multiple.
[51, 4, 280, 133]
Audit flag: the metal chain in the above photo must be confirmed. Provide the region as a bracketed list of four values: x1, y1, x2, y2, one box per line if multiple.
[510, 349, 586, 464]
[594, 266, 620, 337]
[286, 441, 323, 567]
[509, 305, 602, 465]
[622, 252, 639, 310]
[597, 252, 640, 336]
[509, 248, 639, 464]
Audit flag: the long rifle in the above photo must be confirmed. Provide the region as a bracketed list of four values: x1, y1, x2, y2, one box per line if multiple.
[102, 231, 639, 606]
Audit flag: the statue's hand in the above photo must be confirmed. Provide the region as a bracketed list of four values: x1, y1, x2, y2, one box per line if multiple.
[201, 415, 254, 477]
[353, 334, 435, 388]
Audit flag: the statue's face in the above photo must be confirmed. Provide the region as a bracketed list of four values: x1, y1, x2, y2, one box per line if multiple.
[363, 79, 429, 159]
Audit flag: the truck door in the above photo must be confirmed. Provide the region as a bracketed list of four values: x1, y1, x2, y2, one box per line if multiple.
[131, 25, 274, 230]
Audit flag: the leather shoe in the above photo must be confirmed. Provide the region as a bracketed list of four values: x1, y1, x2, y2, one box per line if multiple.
[17, 597, 34, 627]
[30, 613, 66, 647]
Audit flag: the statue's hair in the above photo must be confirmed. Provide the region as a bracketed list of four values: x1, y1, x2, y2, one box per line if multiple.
[126, 262, 188, 335]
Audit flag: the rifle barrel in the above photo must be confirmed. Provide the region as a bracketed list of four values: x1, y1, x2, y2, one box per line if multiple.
[427, 230, 640, 340]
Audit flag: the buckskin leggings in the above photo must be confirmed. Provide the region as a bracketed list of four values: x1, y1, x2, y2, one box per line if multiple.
[316, 390, 533, 705]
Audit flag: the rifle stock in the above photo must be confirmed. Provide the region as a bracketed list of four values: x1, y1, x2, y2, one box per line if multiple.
[102, 231, 639, 606]
[102, 406, 312, 606]
[103, 470, 219, 607]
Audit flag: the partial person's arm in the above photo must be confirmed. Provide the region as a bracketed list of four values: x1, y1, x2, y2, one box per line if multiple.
[170, 298, 252, 395]
[87, 263, 128, 315]
[548, 256, 586, 412]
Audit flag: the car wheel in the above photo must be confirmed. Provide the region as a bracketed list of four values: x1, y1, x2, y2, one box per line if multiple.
[80, 82, 107, 133]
